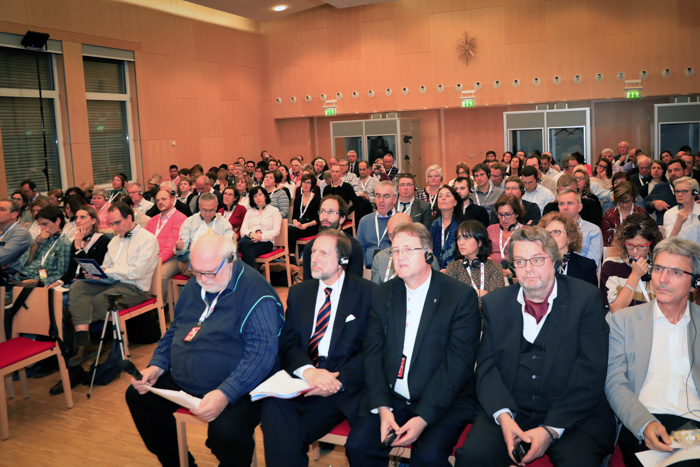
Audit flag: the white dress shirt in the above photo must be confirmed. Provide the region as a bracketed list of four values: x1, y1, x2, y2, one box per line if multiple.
[523, 184, 555, 215]
[102, 224, 159, 292]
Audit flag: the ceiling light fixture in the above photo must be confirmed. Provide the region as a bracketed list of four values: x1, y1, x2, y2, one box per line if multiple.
[273, 5, 287, 12]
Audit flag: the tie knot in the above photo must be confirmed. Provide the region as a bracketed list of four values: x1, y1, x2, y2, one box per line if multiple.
[324, 287, 332, 297]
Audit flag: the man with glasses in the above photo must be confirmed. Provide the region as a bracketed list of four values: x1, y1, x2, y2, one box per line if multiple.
[606, 237, 700, 466]
[489, 177, 541, 226]
[357, 181, 397, 268]
[126, 233, 284, 466]
[347, 150, 361, 176]
[68, 203, 159, 366]
[346, 222, 480, 466]
[457, 226, 615, 466]
[301, 195, 364, 280]
[395, 173, 432, 228]
[128, 182, 154, 215]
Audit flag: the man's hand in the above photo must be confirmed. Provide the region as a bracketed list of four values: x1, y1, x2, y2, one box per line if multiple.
[643, 421, 673, 452]
[520, 427, 557, 465]
[35, 230, 50, 243]
[302, 368, 341, 397]
[175, 238, 185, 251]
[497, 413, 531, 465]
[251, 232, 262, 243]
[83, 273, 99, 280]
[131, 365, 164, 395]
[378, 407, 400, 443]
[394, 416, 428, 447]
[191, 389, 229, 422]
[653, 200, 670, 211]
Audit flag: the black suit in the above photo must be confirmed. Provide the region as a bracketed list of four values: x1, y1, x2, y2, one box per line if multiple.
[462, 200, 489, 228]
[302, 233, 364, 280]
[261, 275, 375, 467]
[348, 161, 360, 177]
[346, 272, 480, 466]
[565, 253, 598, 287]
[644, 182, 676, 225]
[456, 276, 615, 466]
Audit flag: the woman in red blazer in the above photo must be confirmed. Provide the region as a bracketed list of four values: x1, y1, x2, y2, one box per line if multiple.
[219, 186, 247, 239]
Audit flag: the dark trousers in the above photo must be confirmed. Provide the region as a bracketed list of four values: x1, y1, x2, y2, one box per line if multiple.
[260, 394, 349, 467]
[455, 409, 607, 467]
[288, 225, 319, 262]
[345, 404, 466, 467]
[618, 413, 699, 467]
[237, 237, 273, 270]
[125, 371, 260, 467]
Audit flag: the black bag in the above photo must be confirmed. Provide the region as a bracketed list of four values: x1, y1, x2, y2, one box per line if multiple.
[89, 337, 122, 386]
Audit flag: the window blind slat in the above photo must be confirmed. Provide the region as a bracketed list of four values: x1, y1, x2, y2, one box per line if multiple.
[83, 57, 125, 94]
[87, 100, 131, 184]
[0, 47, 54, 91]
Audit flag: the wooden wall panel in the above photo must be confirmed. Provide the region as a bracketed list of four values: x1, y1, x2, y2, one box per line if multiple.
[631, 0, 677, 75]
[193, 22, 227, 64]
[430, 0, 466, 14]
[505, 42, 547, 103]
[546, 78, 589, 103]
[464, 6, 506, 86]
[261, 15, 298, 68]
[69, 0, 110, 37]
[586, 34, 632, 99]
[677, 28, 700, 94]
[544, 2, 588, 82]
[326, 7, 362, 62]
[236, 31, 262, 68]
[108, 1, 140, 43]
[359, 2, 395, 22]
[61, 42, 90, 145]
[395, 52, 432, 110]
[135, 52, 175, 141]
[393, 0, 431, 55]
[360, 20, 398, 112]
[0, 0, 27, 25]
[269, 65, 300, 119]
[296, 5, 327, 31]
[429, 11, 467, 92]
[466, 0, 503, 8]
[297, 28, 330, 101]
[329, 59, 364, 115]
[586, 0, 631, 37]
[677, 0, 700, 30]
[199, 136, 224, 167]
[70, 143, 94, 187]
[171, 98, 199, 162]
[504, 0, 545, 44]
[137, 6, 171, 55]
[24, 0, 71, 32]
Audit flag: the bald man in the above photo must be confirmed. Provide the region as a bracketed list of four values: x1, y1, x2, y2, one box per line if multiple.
[370, 213, 439, 284]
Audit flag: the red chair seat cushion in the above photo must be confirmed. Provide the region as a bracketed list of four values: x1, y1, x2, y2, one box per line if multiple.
[328, 419, 351, 437]
[298, 236, 316, 243]
[118, 298, 157, 316]
[172, 274, 189, 281]
[176, 407, 192, 415]
[0, 337, 55, 368]
[257, 248, 284, 259]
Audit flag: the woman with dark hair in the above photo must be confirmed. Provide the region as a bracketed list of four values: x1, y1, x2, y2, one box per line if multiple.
[219, 186, 247, 238]
[278, 164, 295, 193]
[213, 168, 230, 192]
[641, 159, 668, 198]
[64, 186, 85, 200]
[592, 158, 613, 190]
[428, 185, 463, 269]
[108, 174, 127, 203]
[288, 173, 320, 256]
[539, 212, 597, 286]
[235, 174, 253, 210]
[487, 194, 525, 272]
[252, 166, 265, 187]
[573, 167, 601, 205]
[27, 198, 49, 240]
[660, 149, 673, 165]
[507, 156, 522, 177]
[601, 181, 647, 246]
[502, 151, 513, 165]
[263, 169, 290, 218]
[238, 187, 282, 270]
[445, 220, 504, 299]
[11, 191, 31, 225]
[601, 213, 663, 312]
[63, 193, 89, 240]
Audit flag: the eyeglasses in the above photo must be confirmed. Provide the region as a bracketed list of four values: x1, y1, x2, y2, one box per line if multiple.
[390, 247, 425, 258]
[623, 241, 651, 251]
[617, 200, 634, 206]
[650, 264, 693, 278]
[497, 212, 516, 218]
[199, 208, 217, 214]
[546, 229, 563, 238]
[376, 193, 396, 200]
[109, 218, 124, 227]
[190, 258, 226, 279]
[676, 189, 692, 195]
[398, 183, 414, 188]
[319, 209, 339, 216]
[512, 256, 549, 268]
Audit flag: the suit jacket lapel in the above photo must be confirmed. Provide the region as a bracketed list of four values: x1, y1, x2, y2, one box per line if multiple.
[543, 279, 567, 379]
[327, 276, 354, 357]
[633, 302, 654, 392]
[387, 279, 407, 378]
[301, 280, 320, 346]
[689, 303, 700, 392]
[411, 274, 440, 363]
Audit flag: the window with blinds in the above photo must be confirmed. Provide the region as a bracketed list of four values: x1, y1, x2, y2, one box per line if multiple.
[0, 47, 54, 91]
[83, 57, 125, 94]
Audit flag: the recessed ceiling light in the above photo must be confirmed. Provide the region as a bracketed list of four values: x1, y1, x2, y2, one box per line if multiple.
[273, 5, 287, 11]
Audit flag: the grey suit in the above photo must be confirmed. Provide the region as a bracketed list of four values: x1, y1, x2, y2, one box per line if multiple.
[605, 301, 700, 438]
[396, 198, 433, 229]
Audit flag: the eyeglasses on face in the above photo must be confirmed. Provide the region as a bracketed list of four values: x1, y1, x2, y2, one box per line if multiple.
[319, 209, 339, 216]
[650, 264, 693, 278]
[189, 258, 226, 279]
[623, 241, 651, 251]
[546, 229, 563, 238]
[497, 212, 515, 218]
[512, 256, 549, 268]
[390, 247, 425, 258]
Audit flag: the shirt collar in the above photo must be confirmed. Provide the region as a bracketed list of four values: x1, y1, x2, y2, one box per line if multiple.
[320, 270, 346, 293]
[517, 279, 558, 308]
[653, 300, 690, 326]
[406, 270, 432, 294]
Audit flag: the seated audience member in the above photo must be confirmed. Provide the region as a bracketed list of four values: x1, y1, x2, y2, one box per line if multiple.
[289, 156, 304, 186]
[382, 152, 399, 180]
[601, 181, 647, 247]
[278, 164, 296, 193]
[322, 164, 359, 215]
[456, 226, 615, 466]
[640, 159, 667, 198]
[49, 205, 110, 289]
[574, 166, 604, 205]
[645, 157, 685, 225]
[219, 186, 247, 239]
[558, 189, 603, 268]
[356, 160, 378, 211]
[429, 185, 463, 270]
[659, 150, 673, 165]
[612, 171, 647, 210]
[521, 166, 556, 216]
[19, 179, 47, 205]
[542, 174, 603, 226]
[0, 199, 33, 276]
[126, 233, 284, 466]
[452, 176, 489, 228]
[506, 155, 522, 178]
[629, 154, 651, 190]
[346, 222, 480, 467]
[357, 181, 396, 269]
[177, 177, 196, 207]
[592, 157, 613, 191]
[288, 174, 319, 256]
[235, 174, 253, 210]
[62, 193, 89, 240]
[252, 167, 265, 187]
[395, 173, 432, 228]
[238, 186, 282, 271]
[448, 162, 470, 186]
[370, 157, 390, 181]
[262, 170, 290, 218]
[68, 203, 158, 365]
[601, 213, 662, 312]
[108, 174, 127, 203]
[417, 165, 443, 212]
[127, 182, 154, 215]
[26, 198, 49, 240]
[301, 195, 364, 280]
[489, 177, 541, 226]
[175, 193, 232, 275]
[487, 195, 524, 274]
[113, 193, 150, 228]
[192, 175, 224, 214]
[663, 176, 700, 238]
[446, 220, 504, 302]
[539, 212, 597, 286]
[47, 188, 63, 207]
[90, 188, 111, 230]
[145, 181, 192, 218]
[168, 164, 180, 184]
[12, 190, 32, 225]
[261, 229, 376, 467]
[470, 163, 504, 215]
[19, 205, 71, 287]
[213, 168, 229, 192]
[605, 237, 700, 467]
[524, 155, 558, 193]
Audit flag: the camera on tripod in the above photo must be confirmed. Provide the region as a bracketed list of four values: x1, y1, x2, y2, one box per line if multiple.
[107, 294, 122, 308]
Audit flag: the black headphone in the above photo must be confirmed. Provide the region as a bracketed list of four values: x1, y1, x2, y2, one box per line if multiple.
[424, 250, 434, 264]
[124, 230, 133, 239]
[339, 256, 349, 266]
[500, 223, 518, 232]
[463, 257, 483, 269]
[226, 252, 235, 263]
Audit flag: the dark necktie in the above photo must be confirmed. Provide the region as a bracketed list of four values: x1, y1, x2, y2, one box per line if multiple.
[308, 287, 332, 366]
[401, 202, 410, 213]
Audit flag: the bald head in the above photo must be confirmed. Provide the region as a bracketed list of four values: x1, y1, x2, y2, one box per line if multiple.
[195, 175, 211, 194]
[191, 233, 237, 292]
[387, 212, 412, 242]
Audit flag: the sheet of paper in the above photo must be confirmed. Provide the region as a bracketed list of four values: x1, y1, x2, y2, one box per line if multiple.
[250, 370, 314, 401]
[147, 386, 201, 410]
[636, 446, 700, 467]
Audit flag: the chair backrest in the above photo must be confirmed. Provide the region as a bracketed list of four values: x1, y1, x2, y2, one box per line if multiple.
[273, 219, 289, 252]
[148, 258, 163, 304]
[6, 287, 64, 339]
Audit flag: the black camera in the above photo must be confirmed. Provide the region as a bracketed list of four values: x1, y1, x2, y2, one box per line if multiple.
[107, 294, 122, 307]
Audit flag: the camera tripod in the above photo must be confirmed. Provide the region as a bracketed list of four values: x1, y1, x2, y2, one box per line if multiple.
[87, 293, 127, 399]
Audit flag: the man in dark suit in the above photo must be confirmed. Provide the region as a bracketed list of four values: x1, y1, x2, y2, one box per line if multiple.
[488, 177, 541, 226]
[347, 150, 361, 177]
[456, 226, 615, 466]
[261, 229, 375, 467]
[192, 175, 224, 213]
[345, 222, 480, 466]
[395, 173, 432, 229]
[645, 157, 685, 225]
[453, 177, 489, 228]
[629, 154, 651, 192]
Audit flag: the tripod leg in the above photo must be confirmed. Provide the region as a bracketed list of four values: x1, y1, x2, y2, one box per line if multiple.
[87, 311, 112, 399]
[110, 309, 128, 360]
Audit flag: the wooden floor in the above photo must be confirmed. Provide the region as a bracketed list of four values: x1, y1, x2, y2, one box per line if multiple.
[2, 286, 352, 467]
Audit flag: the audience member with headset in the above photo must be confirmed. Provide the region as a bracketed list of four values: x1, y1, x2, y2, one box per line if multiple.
[601, 213, 663, 313]
[487, 194, 524, 277]
[601, 181, 646, 247]
[470, 163, 504, 216]
[456, 226, 615, 466]
[126, 233, 284, 467]
[445, 220, 504, 303]
[19, 205, 72, 288]
[539, 211, 598, 286]
[428, 185, 463, 270]
[395, 172, 433, 229]
[287, 173, 320, 257]
[416, 165, 444, 214]
[605, 237, 700, 467]
[238, 186, 282, 271]
[488, 176, 541, 226]
[452, 176, 489, 228]
[663, 176, 700, 238]
[0, 198, 33, 279]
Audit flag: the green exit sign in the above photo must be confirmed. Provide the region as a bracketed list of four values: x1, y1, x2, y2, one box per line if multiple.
[461, 99, 475, 108]
[626, 90, 641, 99]
[324, 108, 336, 116]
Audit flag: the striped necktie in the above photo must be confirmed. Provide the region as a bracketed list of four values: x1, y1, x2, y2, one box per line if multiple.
[308, 287, 333, 366]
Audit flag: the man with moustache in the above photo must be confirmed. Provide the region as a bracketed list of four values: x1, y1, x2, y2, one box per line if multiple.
[126, 233, 284, 466]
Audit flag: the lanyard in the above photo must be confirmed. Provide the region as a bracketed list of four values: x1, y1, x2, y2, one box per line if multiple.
[198, 288, 224, 324]
[466, 263, 485, 291]
[399, 200, 413, 213]
[0, 222, 16, 242]
[107, 192, 119, 204]
[441, 219, 450, 247]
[499, 225, 520, 259]
[360, 177, 372, 193]
[640, 282, 650, 302]
[41, 234, 62, 266]
[475, 186, 492, 207]
[155, 212, 171, 237]
[299, 193, 314, 219]
[375, 214, 388, 245]
[428, 192, 438, 209]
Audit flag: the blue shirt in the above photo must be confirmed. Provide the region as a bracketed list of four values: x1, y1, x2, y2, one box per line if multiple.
[577, 217, 603, 269]
[357, 212, 392, 268]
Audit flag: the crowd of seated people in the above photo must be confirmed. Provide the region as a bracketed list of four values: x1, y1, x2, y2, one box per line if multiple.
[5, 143, 700, 467]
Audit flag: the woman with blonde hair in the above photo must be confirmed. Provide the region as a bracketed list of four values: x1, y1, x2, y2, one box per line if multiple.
[539, 212, 597, 285]
[417, 164, 443, 212]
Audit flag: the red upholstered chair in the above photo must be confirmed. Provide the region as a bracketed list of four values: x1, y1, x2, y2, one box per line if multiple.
[256, 219, 291, 286]
[167, 273, 191, 321]
[294, 235, 316, 266]
[341, 211, 355, 237]
[0, 287, 73, 440]
[117, 258, 165, 357]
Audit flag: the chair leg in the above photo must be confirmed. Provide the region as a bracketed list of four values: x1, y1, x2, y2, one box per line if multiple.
[264, 261, 271, 283]
[0, 373, 9, 440]
[56, 353, 74, 409]
[168, 282, 176, 322]
[176, 417, 188, 467]
[250, 441, 257, 467]
[18, 369, 28, 399]
[4, 375, 13, 399]
[285, 256, 292, 287]
[311, 441, 320, 461]
[158, 306, 167, 336]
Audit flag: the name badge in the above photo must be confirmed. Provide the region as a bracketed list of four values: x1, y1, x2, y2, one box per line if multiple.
[184, 326, 201, 342]
[397, 354, 407, 379]
[38, 268, 48, 280]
